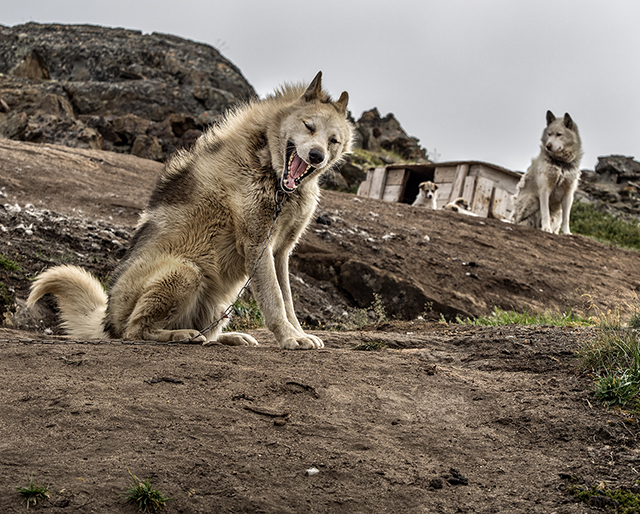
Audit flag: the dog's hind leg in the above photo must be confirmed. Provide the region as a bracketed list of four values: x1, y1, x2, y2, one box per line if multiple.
[121, 259, 207, 342]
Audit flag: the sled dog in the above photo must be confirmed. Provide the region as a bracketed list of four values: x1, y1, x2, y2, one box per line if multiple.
[443, 197, 478, 216]
[412, 181, 438, 209]
[28, 72, 354, 349]
[511, 110, 582, 234]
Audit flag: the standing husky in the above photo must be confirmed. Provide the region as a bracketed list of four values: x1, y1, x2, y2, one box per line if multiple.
[511, 110, 582, 234]
[412, 181, 438, 209]
[28, 72, 354, 349]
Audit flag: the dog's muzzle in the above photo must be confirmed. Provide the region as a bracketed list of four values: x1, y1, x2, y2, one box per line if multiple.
[282, 142, 317, 192]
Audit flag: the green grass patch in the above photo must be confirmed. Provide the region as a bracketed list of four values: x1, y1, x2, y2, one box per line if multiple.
[348, 148, 385, 168]
[569, 483, 640, 512]
[0, 282, 14, 308]
[352, 340, 387, 351]
[456, 306, 593, 327]
[16, 475, 50, 508]
[0, 254, 20, 272]
[333, 293, 389, 331]
[123, 470, 171, 513]
[226, 296, 264, 331]
[578, 328, 640, 410]
[571, 201, 640, 251]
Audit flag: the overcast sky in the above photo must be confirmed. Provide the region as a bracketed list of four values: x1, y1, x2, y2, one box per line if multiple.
[4, 1, 640, 171]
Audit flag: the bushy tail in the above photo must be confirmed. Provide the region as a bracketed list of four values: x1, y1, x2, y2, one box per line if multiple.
[27, 265, 109, 339]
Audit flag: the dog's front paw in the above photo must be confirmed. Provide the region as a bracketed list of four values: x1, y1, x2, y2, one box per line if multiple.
[542, 226, 553, 233]
[305, 333, 324, 349]
[169, 329, 206, 343]
[279, 332, 324, 350]
[206, 332, 259, 347]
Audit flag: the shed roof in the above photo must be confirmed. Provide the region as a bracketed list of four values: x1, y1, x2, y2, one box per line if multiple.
[385, 161, 523, 179]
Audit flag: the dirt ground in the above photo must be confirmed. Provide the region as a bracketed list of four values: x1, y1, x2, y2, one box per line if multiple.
[2, 139, 640, 512]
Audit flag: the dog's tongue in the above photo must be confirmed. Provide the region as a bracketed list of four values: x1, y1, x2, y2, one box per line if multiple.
[286, 153, 309, 189]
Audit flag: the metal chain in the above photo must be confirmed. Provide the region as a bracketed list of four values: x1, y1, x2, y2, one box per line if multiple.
[0, 337, 186, 346]
[186, 187, 288, 341]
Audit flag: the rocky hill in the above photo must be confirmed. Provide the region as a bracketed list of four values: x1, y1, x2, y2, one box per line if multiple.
[0, 23, 255, 160]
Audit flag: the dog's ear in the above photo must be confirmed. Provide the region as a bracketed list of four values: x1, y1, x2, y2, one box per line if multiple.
[303, 71, 323, 102]
[433, 183, 439, 190]
[334, 91, 349, 115]
[563, 113, 574, 130]
[546, 110, 556, 126]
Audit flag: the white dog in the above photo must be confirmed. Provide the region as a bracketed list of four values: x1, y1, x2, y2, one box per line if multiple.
[443, 197, 478, 216]
[412, 181, 438, 209]
[511, 110, 582, 234]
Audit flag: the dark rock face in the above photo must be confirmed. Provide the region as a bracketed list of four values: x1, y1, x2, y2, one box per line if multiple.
[355, 108, 429, 163]
[579, 155, 640, 216]
[0, 23, 255, 160]
[594, 155, 640, 181]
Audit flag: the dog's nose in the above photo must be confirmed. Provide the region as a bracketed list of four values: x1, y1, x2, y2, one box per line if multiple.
[546, 142, 553, 150]
[308, 149, 324, 165]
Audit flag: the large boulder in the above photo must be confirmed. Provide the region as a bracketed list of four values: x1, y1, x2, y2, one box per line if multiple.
[594, 155, 640, 182]
[578, 155, 640, 217]
[355, 108, 429, 162]
[0, 23, 255, 160]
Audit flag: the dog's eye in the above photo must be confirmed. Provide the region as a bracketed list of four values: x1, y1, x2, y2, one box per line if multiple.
[303, 121, 315, 133]
[329, 137, 339, 145]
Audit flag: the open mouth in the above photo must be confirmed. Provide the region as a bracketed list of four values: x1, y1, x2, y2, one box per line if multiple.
[282, 142, 315, 192]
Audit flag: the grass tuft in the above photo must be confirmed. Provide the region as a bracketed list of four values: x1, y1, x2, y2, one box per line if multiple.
[16, 475, 50, 508]
[334, 293, 389, 331]
[456, 306, 593, 327]
[227, 296, 264, 331]
[0, 254, 20, 272]
[352, 340, 387, 351]
[578, 328, 640, 410]
[571, 201, 640, 251]
[123, 470, 171, 513]
[569, 482, 640, 513]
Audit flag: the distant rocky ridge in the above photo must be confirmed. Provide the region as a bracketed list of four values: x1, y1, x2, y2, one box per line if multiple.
[580, 155, 640, 219]
[0, 22, 428, 191]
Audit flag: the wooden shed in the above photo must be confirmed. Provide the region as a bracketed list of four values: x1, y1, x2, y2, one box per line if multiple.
[356, 161, 523, 220]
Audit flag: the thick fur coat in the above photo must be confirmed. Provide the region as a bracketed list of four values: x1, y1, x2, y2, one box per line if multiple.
[511, 110, 582, 234]
[28, 72, 354, 349]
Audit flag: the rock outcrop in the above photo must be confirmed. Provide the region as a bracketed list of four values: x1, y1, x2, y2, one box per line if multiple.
[354, 108, 429, 163]
[0, 23, 255, 160]
[579, 155, 640, 216]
